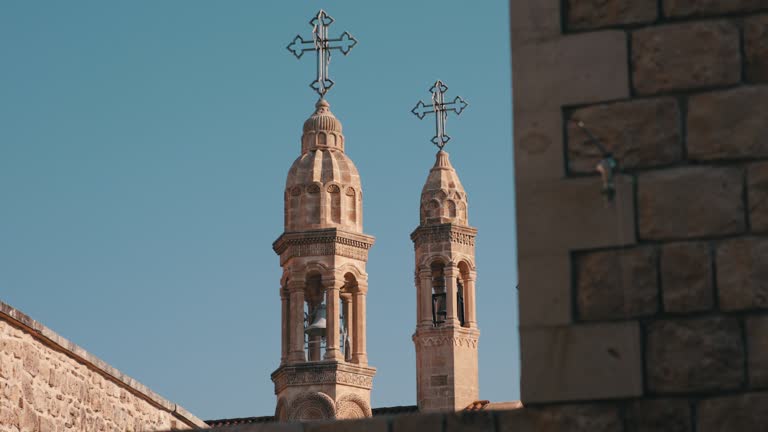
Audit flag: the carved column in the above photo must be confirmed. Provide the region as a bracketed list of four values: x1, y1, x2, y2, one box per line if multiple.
[324, 278, 343, 361]
[444, 264, 460, 326]
[466, 272, 477, 328]
[288, 278, 306, 363]
[352, 283, 368, 365]
[419, 268, 433, 328]
[280, 288, 289, 365]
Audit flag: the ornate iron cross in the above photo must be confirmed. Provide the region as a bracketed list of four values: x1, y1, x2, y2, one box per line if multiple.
[287, 10, 358, 98]
[411, 80, 469, 149]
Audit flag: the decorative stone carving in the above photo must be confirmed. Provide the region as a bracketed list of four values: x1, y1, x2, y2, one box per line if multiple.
[415, 335, 479, 349]
[287, 392, 336, 421]
[327, 184, 341, 193]
[336, 393, 372, 419]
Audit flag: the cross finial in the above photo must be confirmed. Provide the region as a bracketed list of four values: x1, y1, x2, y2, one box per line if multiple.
[287, 10, 358, 98]
[411, 80, 469, 150]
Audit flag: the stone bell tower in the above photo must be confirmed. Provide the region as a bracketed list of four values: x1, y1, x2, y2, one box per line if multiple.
[411, 150, 480, 411]
[410, 80, 478, 412]
[271, 99, 376, 421]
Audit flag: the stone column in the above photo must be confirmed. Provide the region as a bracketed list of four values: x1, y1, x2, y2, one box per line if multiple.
[324, 278, 343, 361]
[280, 288, 289, 365]
[419, 268, 433, 328]
[352, 283, 368, 365]
[288, 279, 306, 363]
[342, 293, 353, 362]
[466, 272, 477, 328]
[445, 264, 460, 326]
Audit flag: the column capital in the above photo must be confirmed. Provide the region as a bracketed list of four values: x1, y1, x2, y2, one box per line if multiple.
[444, 263, 460, 276]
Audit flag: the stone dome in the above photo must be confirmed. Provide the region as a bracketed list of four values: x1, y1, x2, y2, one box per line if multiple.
[285, 100, 362, 233]
[420, 150, 468, 226]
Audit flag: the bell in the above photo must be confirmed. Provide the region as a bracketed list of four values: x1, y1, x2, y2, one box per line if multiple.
[305, 304, 327, 337]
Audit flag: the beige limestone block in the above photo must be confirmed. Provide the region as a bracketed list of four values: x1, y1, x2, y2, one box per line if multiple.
[746, 316, 768, 387]
[716, 237, 768, 311]
[521, 322, 642, 402]
[698, 392, 768, 432]
[687, 86, 768, 160]
[746, 15, 768, 83]
[646, 317, 744, 393]
[661, 242, 714, 313]
[567, 98, 682, 174]
[638, 166, 745, 240]
[632, 21, 740, 95]
[576, 246, 658, 321]
[566, 0, 657, 30]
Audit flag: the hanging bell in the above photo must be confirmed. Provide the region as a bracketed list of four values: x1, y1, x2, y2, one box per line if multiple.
[305, 304, 327, 337]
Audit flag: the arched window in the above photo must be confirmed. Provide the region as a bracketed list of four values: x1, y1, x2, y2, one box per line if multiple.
[458, 262, 471, 328]
[430, 262, 446, 326]
[328, 184, 341, 224]
[304, 274, 325, 361]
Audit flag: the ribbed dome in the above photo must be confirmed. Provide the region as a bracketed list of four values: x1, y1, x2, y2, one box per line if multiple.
[284, 101, 362, 233]
[420, 151, 468, 226]
[301, 99, 344, 153]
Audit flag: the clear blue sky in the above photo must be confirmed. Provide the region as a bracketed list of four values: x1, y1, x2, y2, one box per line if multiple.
[0, 1, 516, 420]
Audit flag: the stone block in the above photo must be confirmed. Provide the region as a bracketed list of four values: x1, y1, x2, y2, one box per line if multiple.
[632, 22, 740, 95]
[747, 315, 768, 387]
[664, 0, 768, 17]
[646, 317, 744, 393]
[638, 167, 745, 240]
[567, 98, 682, 174]
[687, 87, 768, 160]
[445, 411, 494, 432]
[576, 247, 659, 321]
[518, 254, 572, 326]
[698, 392, 768, 432]
[749, 162, 768, 232]
[661, 242, 714, 313]
[305, 417, 388, 432]
[498, 405, 622, 432]
[521, 322, 643, 402]
[566, 0, 657, 30]
[717, 237, 768, 311]
[392, 412, 445, 432]
[746, 15, 768, 83]
[625, 399, 691, 432]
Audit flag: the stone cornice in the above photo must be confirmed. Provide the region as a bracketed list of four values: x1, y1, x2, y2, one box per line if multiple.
[0, 300, 208, 429]
[273, 228, 375, 263]
[412, 326, 481, 350]
[410, 223, 477, 247]
[271, 361, 377, 394]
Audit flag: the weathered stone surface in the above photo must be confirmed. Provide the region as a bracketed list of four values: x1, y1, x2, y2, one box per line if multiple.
[632, 22, 740, 95]
[567, 98, 682, 174]
[305, 417, 388, 432]
[0, 319, 195, 432]
[717, 237, 768, 311]
[698, 392, 768, 432]
[687, 87, 768, 160]
[505, 405, 623, 432]
[638, 167, 745, 240]
[392, 412, 446, 432]
[521, 322, 643, 402]
[746, 15, 768, 83]
[626, 399, 691, 432]
[576, 247, 658, 320]
[566, 0, 657, 30]
[748, 162, 768, 232]
[664, 0, 768, 18]
[446, 411, 495, 432]
[661, 242, 714, 313]
[747, 316, 768, 387]
[646, 318, 744, 393]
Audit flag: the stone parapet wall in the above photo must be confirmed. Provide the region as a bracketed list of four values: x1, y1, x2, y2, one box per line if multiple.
[0, 301, 206, 431]
[513, 0, 768, 429]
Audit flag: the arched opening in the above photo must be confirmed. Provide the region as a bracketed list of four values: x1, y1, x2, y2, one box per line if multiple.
[318, 132, 327, 146]
[458, 261, 471, 327]
[341, 273, 358, 362]
[447, 200, 457, 218]
[307, 184, 321, 225]
[329, 184, 341, 224]
[346, 187, 357, 225]
[430, 261, 447, 326]
[304, 273, 326, 361]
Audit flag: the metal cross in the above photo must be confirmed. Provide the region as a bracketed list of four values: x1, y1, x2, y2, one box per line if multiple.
[286, 10, 358, 98]
[411, 80, 469, 149]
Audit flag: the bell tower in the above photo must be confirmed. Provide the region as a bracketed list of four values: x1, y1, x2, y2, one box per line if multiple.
[272, 10, 375, 422]
[410, 81, 479, 411]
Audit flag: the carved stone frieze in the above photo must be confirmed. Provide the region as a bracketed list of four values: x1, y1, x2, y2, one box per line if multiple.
[413, 335, 479, 349]
[271, 363, 377, 393]
[411, 224, 477, 247]
[274, 229, 375, 263]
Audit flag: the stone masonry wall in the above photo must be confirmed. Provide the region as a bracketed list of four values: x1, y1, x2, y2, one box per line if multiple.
[513, 0, 768, 430]
[0, 302, 206, 432]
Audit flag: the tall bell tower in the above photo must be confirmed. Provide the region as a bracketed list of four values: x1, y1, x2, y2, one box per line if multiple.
[271, 11, 375, 422]
[410, 81, 479, 411]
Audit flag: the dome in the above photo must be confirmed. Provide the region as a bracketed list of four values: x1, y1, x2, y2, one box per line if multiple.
[284, 100, 362, 233]
[301, 99, 344, 154]
[420, 150, 468, 226]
